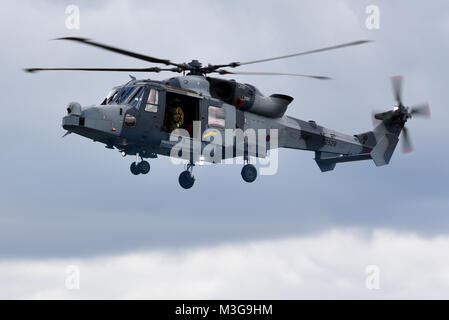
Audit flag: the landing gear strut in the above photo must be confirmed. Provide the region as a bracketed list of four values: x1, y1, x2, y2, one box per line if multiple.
[179, 163, 195, 189]
[130, 153, 150, 175]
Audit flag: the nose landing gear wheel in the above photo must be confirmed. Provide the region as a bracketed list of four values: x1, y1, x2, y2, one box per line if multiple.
[138, 161, 150, 174]
[241, 164, 257, 183]
[179, 170, 195, 189]
[130, 162, 140, 175]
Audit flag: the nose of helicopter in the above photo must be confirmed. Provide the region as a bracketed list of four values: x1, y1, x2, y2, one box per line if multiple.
[62, 103, 123, 136]
[62, 102, 84, 129]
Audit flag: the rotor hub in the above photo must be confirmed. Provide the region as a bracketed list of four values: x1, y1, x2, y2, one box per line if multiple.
[187, 60, 202, 69]
[186, 60, 205, 75]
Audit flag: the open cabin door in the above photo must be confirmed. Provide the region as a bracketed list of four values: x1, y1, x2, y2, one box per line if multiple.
[161, 90, 203, 137]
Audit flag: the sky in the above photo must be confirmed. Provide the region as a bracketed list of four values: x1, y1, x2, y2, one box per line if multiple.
[0, 0, 448, 299]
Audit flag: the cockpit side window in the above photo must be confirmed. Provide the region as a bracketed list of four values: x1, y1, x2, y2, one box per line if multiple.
[145, 89, 159, 113]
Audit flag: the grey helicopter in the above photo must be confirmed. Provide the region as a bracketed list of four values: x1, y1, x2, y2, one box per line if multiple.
[25, 37, 430, 189]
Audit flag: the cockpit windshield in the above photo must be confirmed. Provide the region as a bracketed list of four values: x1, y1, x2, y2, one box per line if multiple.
[129, 87, 145, 108]
[101, 86, 149, 107]
[115, 86, 136, 104]
[101, 87, 121, 105]
[101, 86, 144, 105]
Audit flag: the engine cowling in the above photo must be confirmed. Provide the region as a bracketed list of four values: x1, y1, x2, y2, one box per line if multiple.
[245, 93, 294, 118]
[208, 78, 293, 118]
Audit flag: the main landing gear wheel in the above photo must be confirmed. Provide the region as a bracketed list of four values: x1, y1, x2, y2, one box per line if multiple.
[241, 164, 257, 183]
[130, 162, 140, 175]
[179, 171, 195, 189]
[179, 163, 195, 189]
[138, 161, 150, 174]
[130, 153, 150, 175]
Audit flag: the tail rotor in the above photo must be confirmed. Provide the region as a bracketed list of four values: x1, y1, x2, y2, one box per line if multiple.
[372, 76, 430, 154]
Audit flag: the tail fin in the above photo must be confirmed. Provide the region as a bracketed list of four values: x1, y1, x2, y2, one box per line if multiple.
[370, 132, 399, 166]
[359, 117, 403, 167]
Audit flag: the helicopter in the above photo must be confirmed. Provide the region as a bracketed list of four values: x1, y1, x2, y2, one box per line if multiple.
[25, 37, 430, 189]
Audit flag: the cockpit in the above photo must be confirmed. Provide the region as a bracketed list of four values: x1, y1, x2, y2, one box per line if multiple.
[100, 85, 160, 113]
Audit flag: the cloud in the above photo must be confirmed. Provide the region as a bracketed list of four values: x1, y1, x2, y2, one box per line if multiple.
[1, 228, 449, 299]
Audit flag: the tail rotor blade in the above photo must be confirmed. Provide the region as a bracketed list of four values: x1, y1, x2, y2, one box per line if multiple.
[391, 76, 403, 106]
[401, 126, 414, 153]
[411, 103, 431, 118]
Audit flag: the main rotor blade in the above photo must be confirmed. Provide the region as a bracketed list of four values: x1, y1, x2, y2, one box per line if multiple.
[224, 40, 372, 67]
[55, 37, 185, 68]
[24, 67, 180, 73]
[391, 76, 403, 106]
[410, 103, 431, 118]
[401, 126, 413, 153]
[216, 70, 332, 80]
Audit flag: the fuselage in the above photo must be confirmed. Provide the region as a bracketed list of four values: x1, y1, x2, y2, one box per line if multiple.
[62, 75, 370, 163]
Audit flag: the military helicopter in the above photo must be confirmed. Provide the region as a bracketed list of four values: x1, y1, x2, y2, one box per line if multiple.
[25, 37, 430, 189]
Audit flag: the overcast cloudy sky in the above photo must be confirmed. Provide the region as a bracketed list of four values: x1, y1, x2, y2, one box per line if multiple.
[1, 0, 448, 299]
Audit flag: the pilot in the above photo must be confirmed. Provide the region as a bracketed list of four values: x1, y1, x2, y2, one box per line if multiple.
[163, 105, 184, 133]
